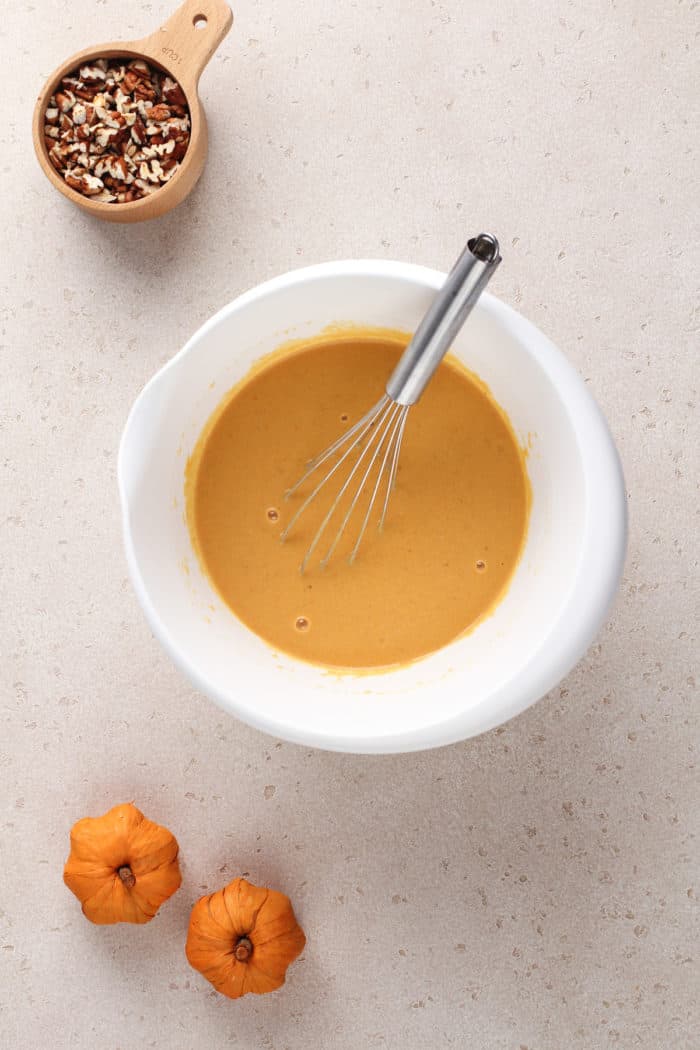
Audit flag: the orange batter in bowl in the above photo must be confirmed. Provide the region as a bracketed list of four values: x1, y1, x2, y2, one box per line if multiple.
[185, 328, 530, 670]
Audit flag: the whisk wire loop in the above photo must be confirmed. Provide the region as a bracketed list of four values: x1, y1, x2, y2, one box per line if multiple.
[350, 401, 409, 564]
[319, 400, 404, 570]
[280, 395, 389, 546]
[379, 405, 409, 533]
[281, 395, 411, 573]
[287, 394, 390, 496]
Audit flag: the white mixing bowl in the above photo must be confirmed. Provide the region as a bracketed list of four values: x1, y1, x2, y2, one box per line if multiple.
[118, 261, 627, 753]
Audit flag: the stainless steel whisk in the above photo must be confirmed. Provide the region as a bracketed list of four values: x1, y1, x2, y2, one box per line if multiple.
[281, 234, 502, 571]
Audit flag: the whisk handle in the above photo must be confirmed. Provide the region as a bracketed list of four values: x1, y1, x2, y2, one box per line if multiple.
[386, 234, 501, 406]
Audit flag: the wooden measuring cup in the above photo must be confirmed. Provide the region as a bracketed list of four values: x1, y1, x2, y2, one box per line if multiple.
[32, 0, 233, 223]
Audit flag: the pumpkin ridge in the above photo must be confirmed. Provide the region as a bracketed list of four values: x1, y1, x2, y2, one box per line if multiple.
[204, 893, 238, 951]
[226, 878, 269, 939]
[248, 886, 270, 935]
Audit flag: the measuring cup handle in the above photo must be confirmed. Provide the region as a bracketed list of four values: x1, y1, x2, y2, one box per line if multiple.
[138, 0, 233, 91]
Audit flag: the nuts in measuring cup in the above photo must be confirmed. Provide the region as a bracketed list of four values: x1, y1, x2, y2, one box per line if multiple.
[44, 58, 191, 204]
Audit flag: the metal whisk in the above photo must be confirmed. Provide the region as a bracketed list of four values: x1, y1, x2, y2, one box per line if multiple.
[281, 234, 502, 571]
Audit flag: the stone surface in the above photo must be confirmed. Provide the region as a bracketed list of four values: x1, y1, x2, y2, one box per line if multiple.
[1, 1, 697, 1047]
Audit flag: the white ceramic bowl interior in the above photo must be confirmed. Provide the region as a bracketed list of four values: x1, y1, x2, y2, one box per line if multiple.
[118, 261, 627, 753]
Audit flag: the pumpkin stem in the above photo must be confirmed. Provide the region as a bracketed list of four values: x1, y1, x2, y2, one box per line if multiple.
[234, 937, 253, 962]
[117, 865, 136, 889]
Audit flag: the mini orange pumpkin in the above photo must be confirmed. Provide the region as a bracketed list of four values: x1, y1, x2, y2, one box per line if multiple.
[186, 877, 306, 998]
[64, 802, 182, 925]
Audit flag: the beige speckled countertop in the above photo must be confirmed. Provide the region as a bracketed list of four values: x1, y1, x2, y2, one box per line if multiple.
[2, 1, 698, 1047]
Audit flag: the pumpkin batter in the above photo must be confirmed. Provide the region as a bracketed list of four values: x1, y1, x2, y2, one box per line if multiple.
[186, 329, 530, 670]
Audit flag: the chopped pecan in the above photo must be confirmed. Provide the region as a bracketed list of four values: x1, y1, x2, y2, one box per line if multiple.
[93, 126, 118, 149]
[79, 64, 107, 84]
[64, 172, 84, 191]
[55, 94, 73, 115]
[130, 118, 146, 145]
[148, 103, 171, 121]
[170, 140, 188, 162]
[73, 84, 102, 101]
[134, 85, 157, 103]
[162, 77, 187, 109]
[122, 71, 140, 94]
